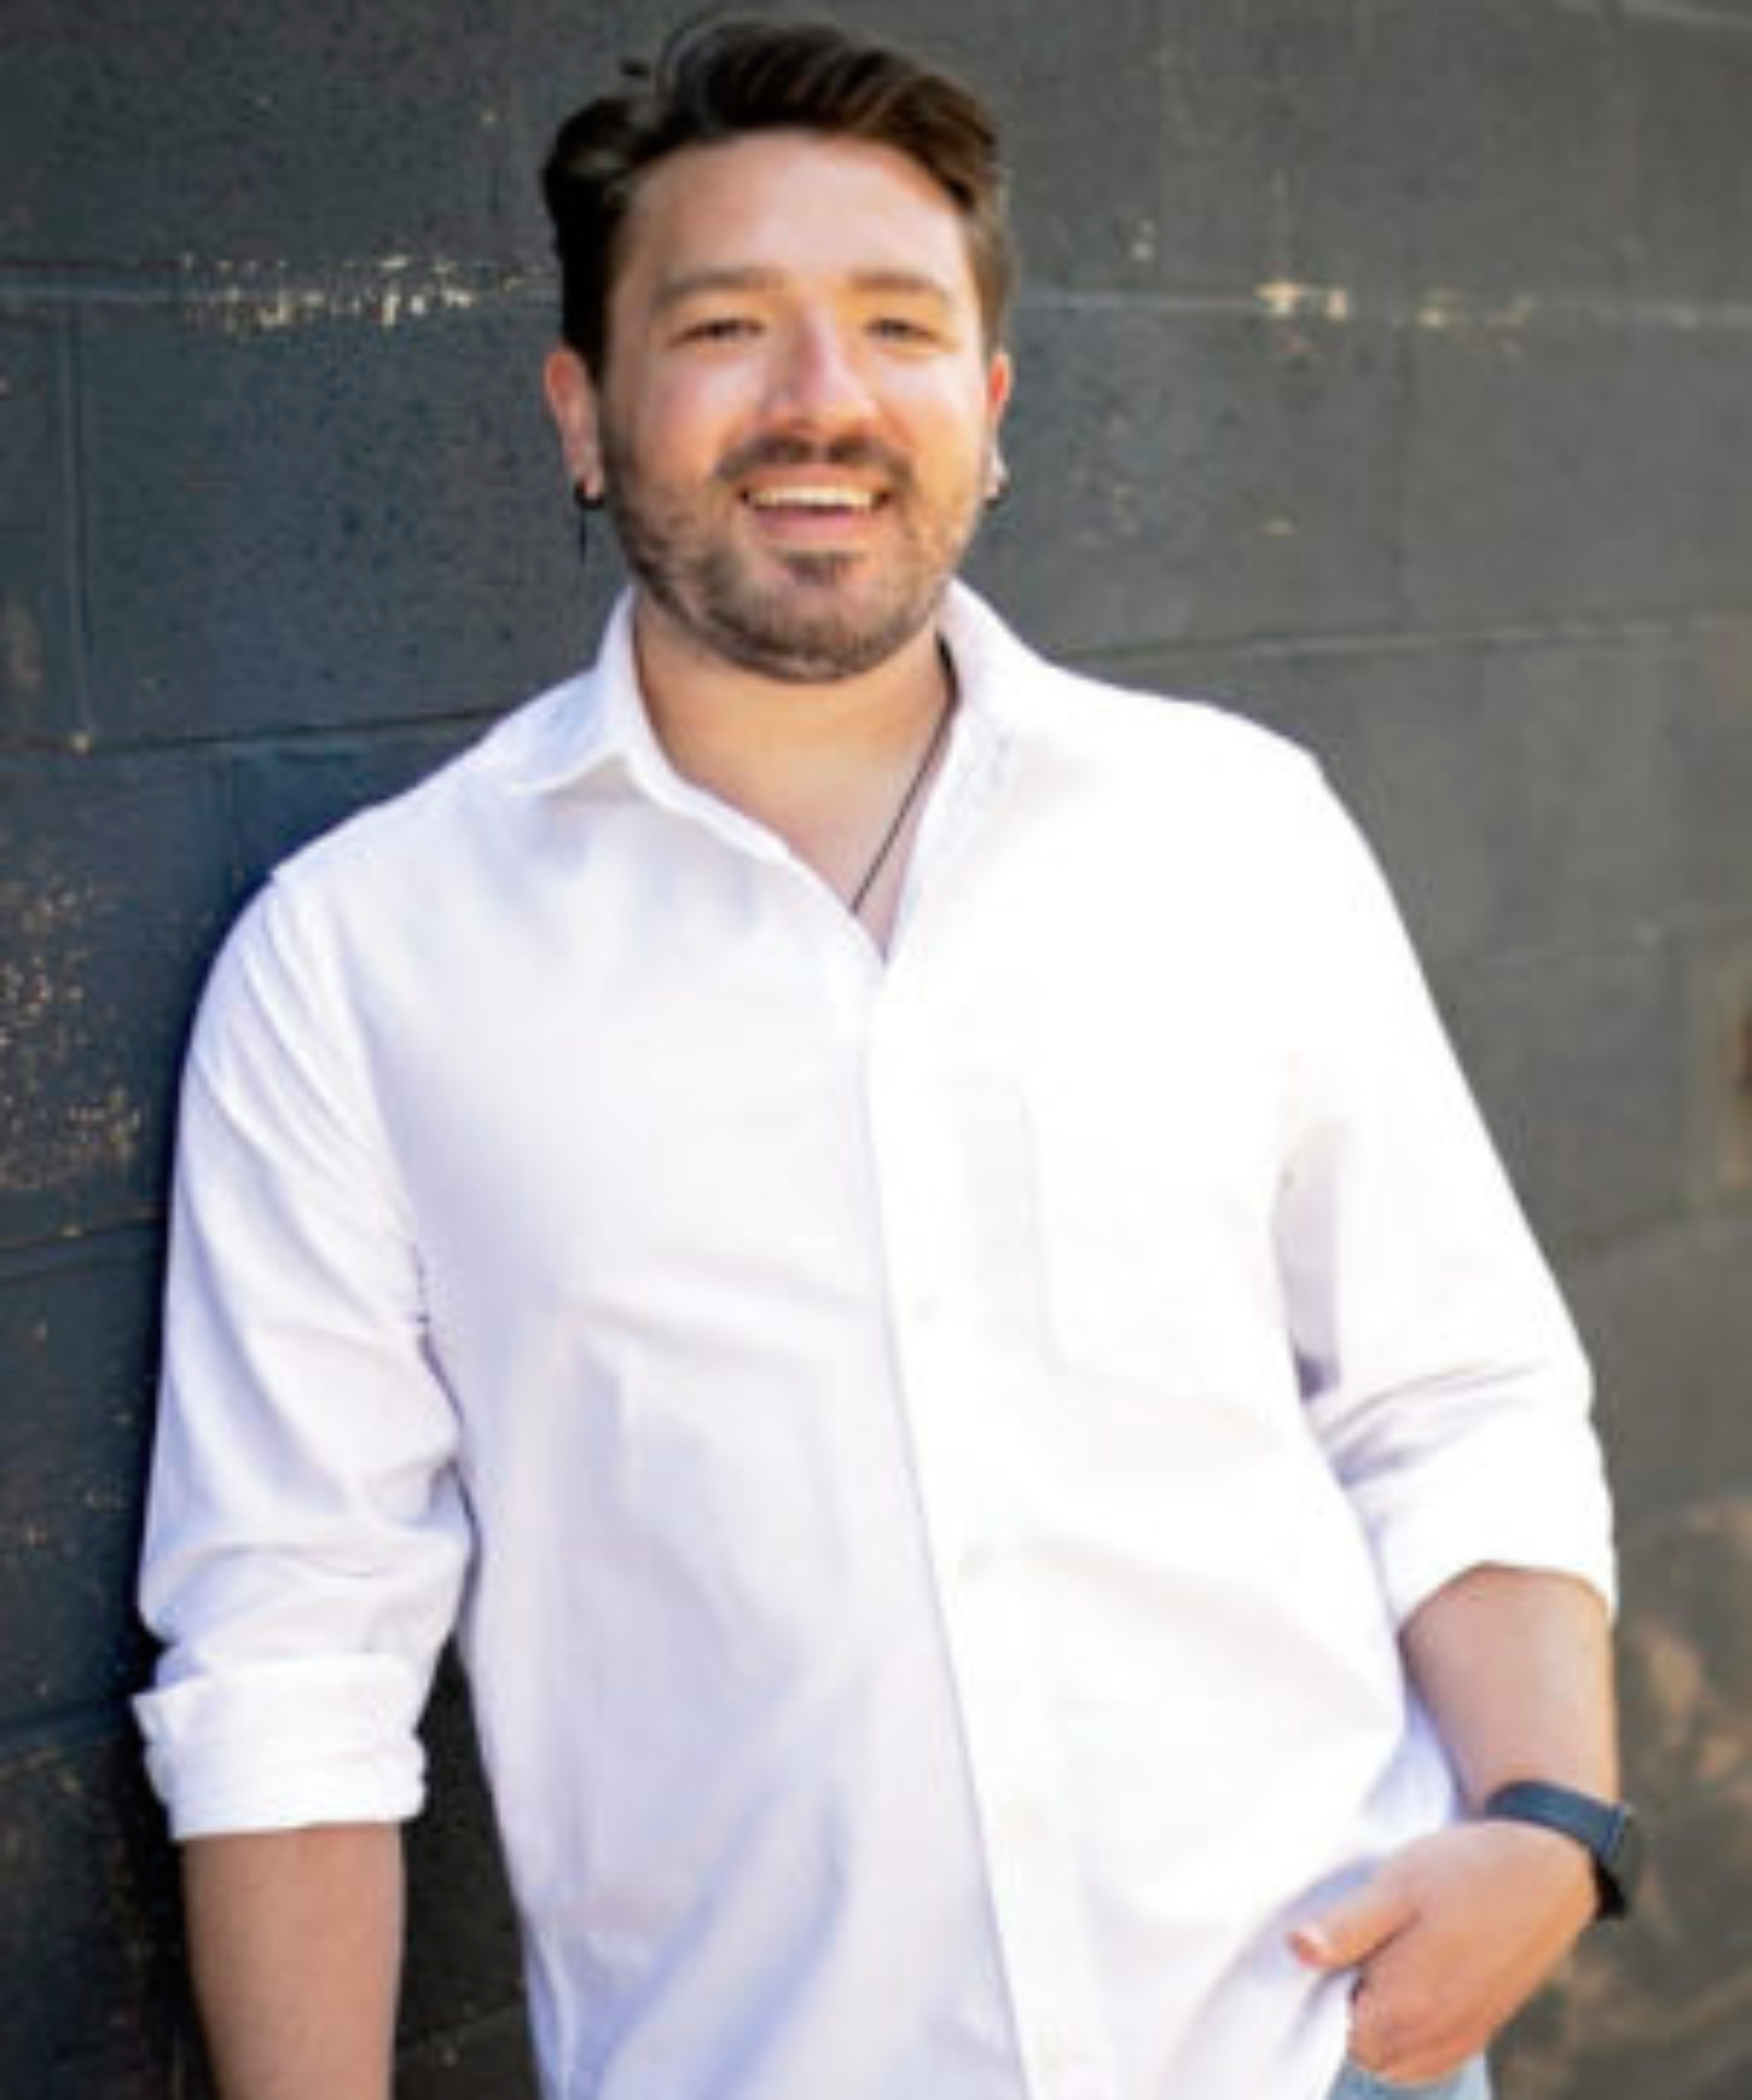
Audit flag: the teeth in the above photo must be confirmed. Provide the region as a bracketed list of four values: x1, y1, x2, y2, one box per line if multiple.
[745, 486, 877, 512]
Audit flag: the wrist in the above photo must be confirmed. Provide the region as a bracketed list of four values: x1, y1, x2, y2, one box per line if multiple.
[1481, 1779, 1643, 1920]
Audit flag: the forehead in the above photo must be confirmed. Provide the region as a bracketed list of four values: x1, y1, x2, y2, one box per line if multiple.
[613, 130, 982, 308]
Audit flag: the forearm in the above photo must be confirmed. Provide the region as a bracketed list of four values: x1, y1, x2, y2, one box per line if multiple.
[1400, 1562, 1618, 1808]
[184, 1823, 405, 2100]
[1294, 1562, 1620, 2078]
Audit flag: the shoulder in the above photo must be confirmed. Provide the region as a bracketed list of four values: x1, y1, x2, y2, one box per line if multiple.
[947, 585, 1325, 814]
[197, 669, 592, 1039]
[275, 675, 585, 900]
[1037, 661, 1317, 787]
[1006, 654, 1336, 866]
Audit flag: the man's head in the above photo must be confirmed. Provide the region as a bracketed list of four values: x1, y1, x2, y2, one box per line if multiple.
[539, 18, 1016, 686]
[542, 15, 1014, 379]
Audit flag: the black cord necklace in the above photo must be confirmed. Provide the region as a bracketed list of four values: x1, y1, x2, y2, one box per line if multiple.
[847, 656, 957, 919]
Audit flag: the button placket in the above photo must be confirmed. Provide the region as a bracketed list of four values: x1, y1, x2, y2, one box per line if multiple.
[865, 990, 1120, 2100]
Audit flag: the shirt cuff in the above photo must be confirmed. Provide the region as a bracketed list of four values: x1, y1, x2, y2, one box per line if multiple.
[1350, 1417, 1619, 1631]
[134, 1652, 428, 1840]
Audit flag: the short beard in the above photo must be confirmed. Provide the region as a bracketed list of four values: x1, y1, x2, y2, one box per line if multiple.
[638, 539, 948, 684]
[601, 428, 985, 685]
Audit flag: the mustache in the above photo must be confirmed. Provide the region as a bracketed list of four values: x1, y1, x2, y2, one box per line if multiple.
[714, 431, 913, 489]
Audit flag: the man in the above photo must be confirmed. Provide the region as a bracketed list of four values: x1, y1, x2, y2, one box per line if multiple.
[136, 18, 1632, 2100]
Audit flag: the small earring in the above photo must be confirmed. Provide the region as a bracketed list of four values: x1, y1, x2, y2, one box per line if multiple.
[986, 457, 1009, 508]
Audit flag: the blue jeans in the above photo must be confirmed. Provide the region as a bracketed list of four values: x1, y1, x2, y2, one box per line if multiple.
[1331, 2060, 1491, 2100]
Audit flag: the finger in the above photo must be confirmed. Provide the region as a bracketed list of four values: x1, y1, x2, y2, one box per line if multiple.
[1289, 1875, 1413, 1971]
[1348, 1974, 1477, 2090]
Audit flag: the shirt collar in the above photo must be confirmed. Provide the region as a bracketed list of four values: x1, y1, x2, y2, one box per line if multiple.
[505, 580, 1040, 803]
[504, 591, 679, 803]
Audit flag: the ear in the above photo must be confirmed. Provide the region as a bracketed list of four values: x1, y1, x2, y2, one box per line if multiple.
[985, 348, 1014, 431]
[543, 347, 607, 505]
[985, 350, 1014, 499]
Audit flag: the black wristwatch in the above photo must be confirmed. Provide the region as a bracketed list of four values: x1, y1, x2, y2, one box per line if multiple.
[1483, 1780, 1643, 1920]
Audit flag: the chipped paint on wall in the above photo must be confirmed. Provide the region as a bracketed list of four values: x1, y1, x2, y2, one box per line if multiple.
[3, 595, 45, 698]
[1254, 279, 1353, 324]
[0, 877, 145, 1198]
[180, 256, 544, 338]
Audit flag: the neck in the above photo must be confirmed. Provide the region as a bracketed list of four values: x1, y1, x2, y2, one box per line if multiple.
[629, 594, 957, 946]
[630, 595, 954, 833]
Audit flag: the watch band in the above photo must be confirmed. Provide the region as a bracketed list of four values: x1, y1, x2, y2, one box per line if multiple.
[1483, 1779, 1642, 1920]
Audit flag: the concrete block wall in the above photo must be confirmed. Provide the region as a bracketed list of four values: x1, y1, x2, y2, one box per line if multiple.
[2, 2, 1747, 2092]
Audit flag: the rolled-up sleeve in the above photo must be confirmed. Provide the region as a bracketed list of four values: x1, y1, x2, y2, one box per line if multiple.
[1274, 769, 1616, 1628]
[136, 874, 470, 1839]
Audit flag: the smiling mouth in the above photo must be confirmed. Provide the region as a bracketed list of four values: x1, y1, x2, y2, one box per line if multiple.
[742, 485, 884, 514]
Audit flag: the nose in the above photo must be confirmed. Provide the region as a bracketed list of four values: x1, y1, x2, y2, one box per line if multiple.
[764, 311, 876, 428]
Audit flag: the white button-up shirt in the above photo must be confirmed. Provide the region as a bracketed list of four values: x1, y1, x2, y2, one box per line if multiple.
[137, 584, 1614, 2100]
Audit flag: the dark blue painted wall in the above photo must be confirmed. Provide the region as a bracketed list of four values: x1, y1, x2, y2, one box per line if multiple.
[4, 4, 1750, 2091]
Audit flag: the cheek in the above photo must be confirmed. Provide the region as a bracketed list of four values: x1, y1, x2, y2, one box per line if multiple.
[908, 399, 1001, 482]
[620, 380, 752, 481]
[899, 366, 1003, 439]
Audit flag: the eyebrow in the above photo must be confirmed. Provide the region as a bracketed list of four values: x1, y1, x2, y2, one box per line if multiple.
[845, 270, 958, 308]
[650, 265, 960, 316]
[650, 266, 784, 316]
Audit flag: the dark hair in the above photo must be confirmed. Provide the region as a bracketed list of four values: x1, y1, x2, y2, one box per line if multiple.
[540, 14, 1014, 375]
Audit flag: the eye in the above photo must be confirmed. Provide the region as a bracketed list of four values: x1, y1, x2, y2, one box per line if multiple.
[869, 315, 939, 344]
[678, 314, 761, 345]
